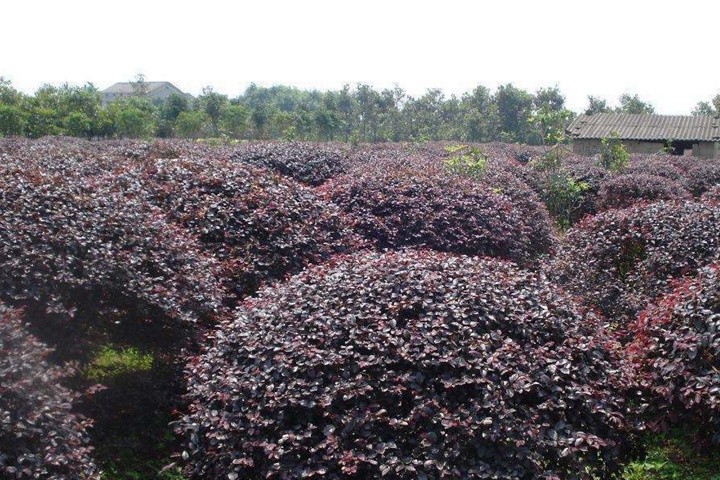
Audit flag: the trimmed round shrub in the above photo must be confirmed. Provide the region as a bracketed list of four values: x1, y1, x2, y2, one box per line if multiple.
[182, 250, 633, 479]
[624, 158, 685, 182]
[0, 164, 226, 333]
[0, 304, 97, 478]
[480, 166, 557, 254]
[323, 168, 554, 266]
[686, 162, 720, 196]
[701, 185, 720, 204]
[561, 160, 609, 220]
[622, 154, 684, 182]
[629, 264, 720, 440]
[135, 156, 362, 298]
[549, 201, 720, 325]
[594, 173, 691, 212]
[231, 141, 350, 186]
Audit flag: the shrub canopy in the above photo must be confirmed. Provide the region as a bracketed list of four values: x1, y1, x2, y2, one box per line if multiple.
[324, 168, 554, 266]
[231, 141, 350, 186]
[594, 173, 690, 212]
[549, 201, 720, 325]
[0, 304, 97, 478]
[183, 250, 633, 479]
[630, 264, 720, 441]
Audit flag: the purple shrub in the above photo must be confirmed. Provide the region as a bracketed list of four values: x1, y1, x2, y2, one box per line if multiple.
[0, 304, 97, 478]
[323, 168, 554, 265]
[548, 201, 720, 325]
[231, 141, 350, 186]
[182, 250, 634, 479]
[594, 174, 691, 212]
[629, 264, 720, 441]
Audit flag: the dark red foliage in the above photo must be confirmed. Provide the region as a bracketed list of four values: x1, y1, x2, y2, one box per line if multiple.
[0, 304, 97, 478]
[623, 153, 702, 178]
[0, 158, 226, 334]
[182, 250, 633, 479]
[686, 161, 720, 196]
[132, 156, 362, 298]
[322, 167, 554, 265]
[629, 265, 720, 441]
[480, 166, 557, 255]
[594, 174, 691, 212]
[562, 160, 609, 219]
[701, 185, 720, 204]
[231, 141, 350, 186]
[549, 201, 720, 325]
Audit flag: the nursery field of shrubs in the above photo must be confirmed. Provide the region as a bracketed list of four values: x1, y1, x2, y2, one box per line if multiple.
[2, 136, 720, 479]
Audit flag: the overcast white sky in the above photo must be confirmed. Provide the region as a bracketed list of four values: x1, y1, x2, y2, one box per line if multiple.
[2, 0, 718, 114]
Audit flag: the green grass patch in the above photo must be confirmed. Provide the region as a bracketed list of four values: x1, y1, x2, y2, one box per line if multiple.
[84, 345, 153, 381]
[621, 431, 720, 479]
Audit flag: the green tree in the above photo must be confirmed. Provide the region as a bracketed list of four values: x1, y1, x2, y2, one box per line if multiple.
[337, 84, 356, 142]
[0, 104, 26, 136]
[494, 83, 534, 143]
[250, 104, 271, 139]
[0, 78, 27, 135]
[617, 93, 655, 114]
[600, 131, 630, 172]
[197, 86, 228, 136]
[530, 87, 573, 145]
[176, 110, 210, 139]
[220, 103, 249, 139]
[156, 92, 191, 137]
[534, 86, 566, 112]
[63, 111, 93, 138]
[106, 96, 156, 138]
[0, 77, 24, 106]
[314, 105, 340, 141]
[585, 96, 611, 115]
[692, 93, 719, 116]
[130, 73, 149, 97]
[460, 85, 497, 142]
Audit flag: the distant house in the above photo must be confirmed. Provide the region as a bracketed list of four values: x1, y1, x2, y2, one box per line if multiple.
[566, 113, 720, 159]
[101, 81, 191, 105]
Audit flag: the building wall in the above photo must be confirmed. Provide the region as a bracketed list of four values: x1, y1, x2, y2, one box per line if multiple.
[572, 139, 602, 155]
[572, 139, 665, 156]
[693, 141, 720, 159]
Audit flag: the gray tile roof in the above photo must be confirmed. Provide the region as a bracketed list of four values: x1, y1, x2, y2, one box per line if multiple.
[567, 113, 720, 142]
[102, 81, 184, 95]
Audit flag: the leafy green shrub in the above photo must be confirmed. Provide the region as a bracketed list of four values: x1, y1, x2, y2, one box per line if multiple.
[531, 148, 589, 229]
[182, 250, 634, 479]
[443, 144, 488, 179]
[600, 132, 630, 172]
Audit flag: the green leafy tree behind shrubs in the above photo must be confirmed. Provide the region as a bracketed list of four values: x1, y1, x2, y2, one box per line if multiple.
[443, 144, 488, 179]
[176, 110, 210, 139]
[601, 131, 630, 172]
[531, 146, 588, 229]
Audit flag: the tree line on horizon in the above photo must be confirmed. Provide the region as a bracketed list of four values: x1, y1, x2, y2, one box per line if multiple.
[0, 76, 718, 144]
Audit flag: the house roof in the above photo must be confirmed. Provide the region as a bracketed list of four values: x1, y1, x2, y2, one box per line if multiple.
[567, 113, 720, 142]
[102, 81, 185, 95]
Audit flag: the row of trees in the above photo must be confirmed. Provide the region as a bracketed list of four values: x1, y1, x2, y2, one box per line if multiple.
[1, 76, 718, 144]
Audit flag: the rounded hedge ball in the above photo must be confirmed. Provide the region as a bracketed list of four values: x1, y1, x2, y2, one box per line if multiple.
[183, 250, 632, 479]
